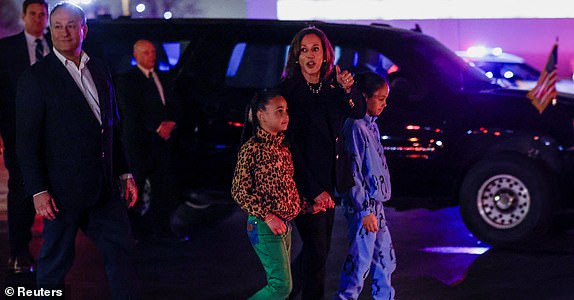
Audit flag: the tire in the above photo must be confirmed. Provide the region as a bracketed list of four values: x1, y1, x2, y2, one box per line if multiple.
[170, 190, 235, 237]
[459, 157, 555, 247]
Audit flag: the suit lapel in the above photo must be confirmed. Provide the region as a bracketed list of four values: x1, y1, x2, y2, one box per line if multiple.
[42, 32, 53, 58]
[44, 32, 53, 49]
[46, 53, 101, 126]
[140, 68, 167, 113]
[88, 60, 108, 125]
[18, 31, 52, 67]
[17, 32, 31, 68]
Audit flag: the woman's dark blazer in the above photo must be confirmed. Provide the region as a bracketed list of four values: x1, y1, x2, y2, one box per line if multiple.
[279, 74, 366, 203]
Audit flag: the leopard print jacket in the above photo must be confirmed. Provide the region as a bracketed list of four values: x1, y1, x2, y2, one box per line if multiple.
[231, 127, 301, 221]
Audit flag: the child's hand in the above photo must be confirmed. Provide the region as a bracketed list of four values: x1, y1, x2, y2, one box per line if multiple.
[362, 213, 379, 232]
[304, 202, 326, 214]
[314, 191, 335, 210]
[265, 213, 287, 235]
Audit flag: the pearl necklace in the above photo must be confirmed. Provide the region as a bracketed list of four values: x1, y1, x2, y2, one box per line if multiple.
[306, 81, 322, 94]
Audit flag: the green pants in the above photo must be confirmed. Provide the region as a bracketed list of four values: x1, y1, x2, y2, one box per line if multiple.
[247, 215, 292, 300]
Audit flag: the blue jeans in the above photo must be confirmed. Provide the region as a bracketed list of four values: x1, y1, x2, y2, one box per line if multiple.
[247, 215, 292, 300]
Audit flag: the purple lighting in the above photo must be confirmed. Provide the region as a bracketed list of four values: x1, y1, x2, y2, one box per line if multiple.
[420, 246, 490, 255]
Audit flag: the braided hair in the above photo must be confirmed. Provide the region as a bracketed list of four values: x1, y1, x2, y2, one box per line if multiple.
[239, 89, 284, 146]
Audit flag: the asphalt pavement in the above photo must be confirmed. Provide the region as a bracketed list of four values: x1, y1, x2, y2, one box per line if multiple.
[2, 155, 574, 299]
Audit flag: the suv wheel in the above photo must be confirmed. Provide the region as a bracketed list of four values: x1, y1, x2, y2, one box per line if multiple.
[459, 157, 554, 247]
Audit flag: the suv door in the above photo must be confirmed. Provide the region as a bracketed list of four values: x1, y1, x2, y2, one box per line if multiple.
[174, 27, 292, 194]
[332, 41, 460, 197]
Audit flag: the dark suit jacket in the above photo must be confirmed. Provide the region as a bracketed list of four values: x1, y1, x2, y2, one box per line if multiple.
[0, 31, 51, 151]
[116, 67, 182, 170]
[279, 74, 366, 202]
[15, 52, 130, 215]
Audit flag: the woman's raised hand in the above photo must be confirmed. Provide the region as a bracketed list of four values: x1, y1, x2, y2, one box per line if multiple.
[336, 65, 354, 92]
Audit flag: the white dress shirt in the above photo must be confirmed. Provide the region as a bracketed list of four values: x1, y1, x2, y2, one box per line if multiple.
[33, 49, 131, 198]
[24, 31, 49, 65]
[53, 48, 102, 125]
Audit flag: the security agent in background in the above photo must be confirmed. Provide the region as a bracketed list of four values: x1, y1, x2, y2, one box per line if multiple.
[0, 0, 50, 274]
[116, 39, 183, 240]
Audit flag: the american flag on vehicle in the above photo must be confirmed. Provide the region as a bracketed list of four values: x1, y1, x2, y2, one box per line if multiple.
[527, 43, 558, 114]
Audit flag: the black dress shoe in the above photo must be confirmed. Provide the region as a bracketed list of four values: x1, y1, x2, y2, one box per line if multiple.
[8, 256, 36, 274]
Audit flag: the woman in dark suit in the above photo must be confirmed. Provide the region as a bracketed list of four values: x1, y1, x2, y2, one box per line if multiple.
[279, 27, 366, 300]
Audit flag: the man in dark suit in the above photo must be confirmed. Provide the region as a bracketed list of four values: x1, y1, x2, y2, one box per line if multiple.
[15, 3, 138, 298]
[117, 39, 182, 239]
[0, 0, 50, 274]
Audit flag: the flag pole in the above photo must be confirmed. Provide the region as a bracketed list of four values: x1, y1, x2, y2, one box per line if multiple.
[526, 42, 558, 114]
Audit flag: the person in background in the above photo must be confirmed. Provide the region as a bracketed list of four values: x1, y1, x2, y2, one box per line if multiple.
[335, 72, 396, 300]
[0, 0, 50, 274]
[15, 3, 139, 298]
[279, 26, 366, 299]
[116, 39, 182, 240]
[232, 90, 302, 299]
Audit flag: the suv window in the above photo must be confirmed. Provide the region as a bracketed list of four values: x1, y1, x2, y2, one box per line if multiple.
[333, 45, 430, 108]
[222, 41, 398, 90]
[87, 39, 191, 75]
[335, 46, 396, 78]
[161, 41, 191, 70]
[223, 43, 398, 89]
[225, 42, 288, 88]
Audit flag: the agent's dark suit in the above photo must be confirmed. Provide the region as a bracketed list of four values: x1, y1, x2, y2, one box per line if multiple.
[15, 52, 136, 297]
[116, 67, 182, 235]
[0, 30, 50, 259]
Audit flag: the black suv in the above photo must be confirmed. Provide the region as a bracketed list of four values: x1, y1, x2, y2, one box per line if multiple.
[84, 18, 574, 246]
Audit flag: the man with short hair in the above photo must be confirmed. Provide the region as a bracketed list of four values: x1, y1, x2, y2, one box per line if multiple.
[117, 39, 182, 240]
[16, 2, 139, 297]
[0, 0, 50, 274]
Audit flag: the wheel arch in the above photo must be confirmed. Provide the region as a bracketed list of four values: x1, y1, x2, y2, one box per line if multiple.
[458, 153, 558, 246]
[452, 132, 563, 200]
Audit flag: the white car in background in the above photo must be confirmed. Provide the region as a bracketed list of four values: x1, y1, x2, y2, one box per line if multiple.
[456, 46, 574, 94]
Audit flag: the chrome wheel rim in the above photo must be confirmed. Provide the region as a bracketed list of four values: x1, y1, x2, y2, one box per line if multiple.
[476, 174, 530, 229]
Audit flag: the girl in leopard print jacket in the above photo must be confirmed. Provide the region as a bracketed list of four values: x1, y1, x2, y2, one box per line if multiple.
[231, 90, 302, 299]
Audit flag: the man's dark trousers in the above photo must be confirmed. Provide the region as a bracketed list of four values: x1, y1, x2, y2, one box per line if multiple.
[37, 192, 137, 299]
[5, 144, 35, 258]
[132, 137, 178, 234]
